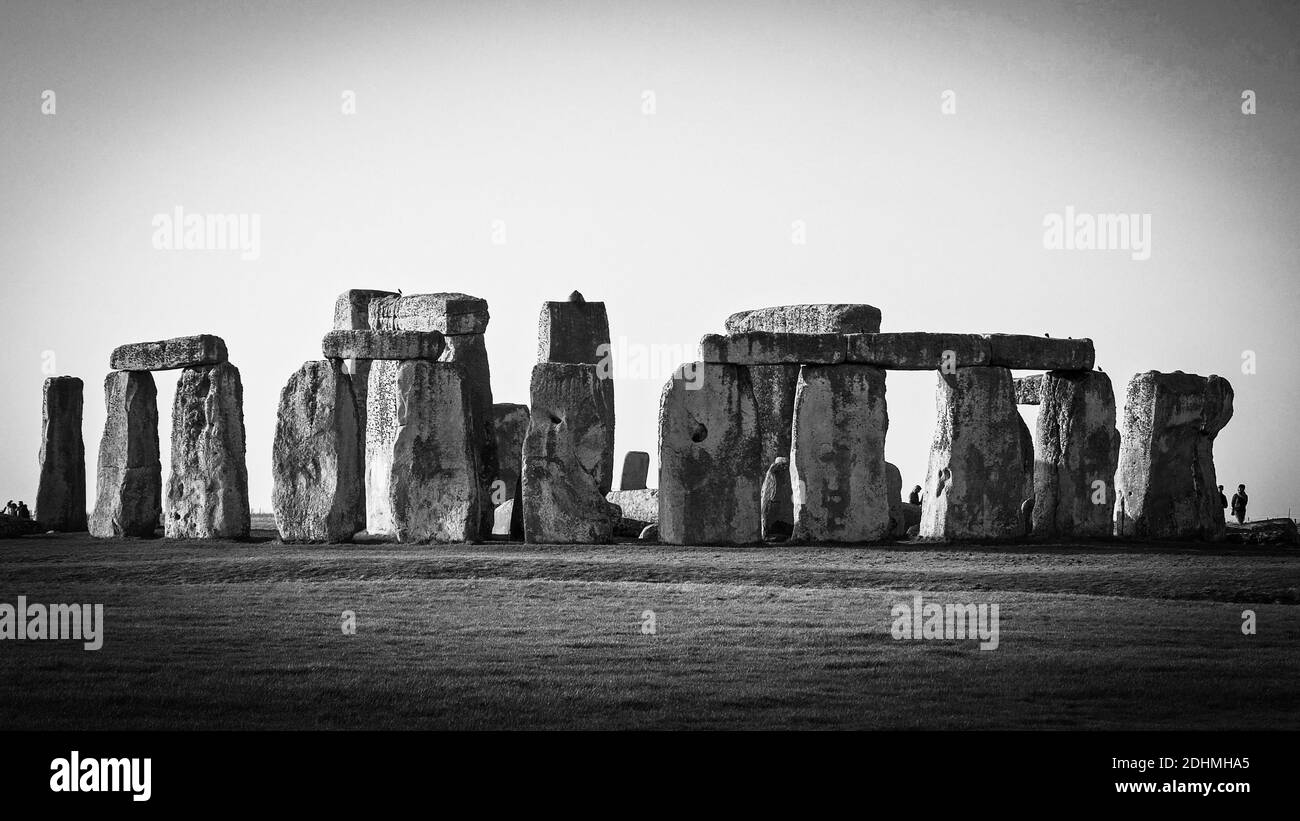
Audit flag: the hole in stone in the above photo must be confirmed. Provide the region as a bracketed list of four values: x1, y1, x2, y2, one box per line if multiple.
[690, 423, 708, 443]
[549, 414, 562, 425]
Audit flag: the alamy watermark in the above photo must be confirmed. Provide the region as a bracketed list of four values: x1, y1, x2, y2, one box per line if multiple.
[1043, 206, 1150, 261]
[891, 595, 999, 651]
[0, 596, 104, 650]
[151, 206, 261, 261]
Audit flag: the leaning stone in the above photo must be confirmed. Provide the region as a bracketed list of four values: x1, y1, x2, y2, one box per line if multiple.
[1114, 371, 1233, 540]
[983, 334, 1095, 370]
[90, 371, 161, 538]
[761, 457, 793, 540]
[110, 334, 228, 371]
[700, 332, 845, 365]
[790, 365, 890, 542]
[492, 403, 530, 502]
[1015, 375, 1044, 405]
[368, 292, 490, 335]
[919, 367, 1029, 540]
[388, 361, 481, 543]
[844, 332, 990, 370]
[536, 293, 611, 364]
[441, 332, 499, 536]
[522, 363, 617, 543]
[272, 360, 365, 543]
[36, 376, 87, 532]
[321, 329, 445, 361]
[165, 362, 250, 539]
[658, 363, 761, 545]
[726, 304, 882, 335]
[333, 289, 398, 330]
[619, 451, 650, 490]
[885, 462, 903, 537]
[1031, 371, 1119, 538]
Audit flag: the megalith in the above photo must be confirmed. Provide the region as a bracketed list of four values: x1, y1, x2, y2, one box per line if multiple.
[90, 371, 161, 538]
[619, 451, 650, 491]
[1114, 371, 1233, 540]
[885, 461, 903, 537]
[657, 363, 761, 545]
[761, 456, 793, 540]
[166, 361, 250, 539]
[725, 304, 881, 335]
[36, 376, 87, 531]
[1032, 370, 1120, 537]
[492, 403, 529, 538]
[537, 291, 611, 364]
[439, 331, 498, 536]
[272, 360, 365, 542]
[790, 365, 890, 542]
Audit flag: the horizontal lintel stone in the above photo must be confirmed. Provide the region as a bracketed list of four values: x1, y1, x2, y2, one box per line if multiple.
[110, 335, 228, 371]
[322, 329, 445, 361]
[700, 332, 846, 365]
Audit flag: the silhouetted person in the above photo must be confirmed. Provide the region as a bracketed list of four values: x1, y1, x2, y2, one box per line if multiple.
[1218, 485, 1228, 511]
[908, 485, 922, 505]
[16, 501, 30, 520]
[1231, 484, 1248, 524]
[2, 500, 14, 517]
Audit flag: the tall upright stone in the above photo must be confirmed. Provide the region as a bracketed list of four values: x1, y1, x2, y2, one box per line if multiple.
[1032, 370, 1120, 538]
[90, 371, 161, 538]
[522, 363, 617, 543]
[749, 363, 802, 474]
[36, 376, 87, 532]
[165, 362, 250, 539]
[492, 403, 529, 538]
[790, 365, 890, 542]
[364, 359, 403, 534]
[387, 361, 481, 543]
[760, 456, 794, 540]
[272, 360, 365, 543]
[619, 451, 650, 491]
[920, 367, 1028, 540]
[1114, 371, 1233, 540]
[440, 331, 497, 536]
[658, 363, 761, 545]
[885, 461, 903, 537]
[537, 291, 611, 364]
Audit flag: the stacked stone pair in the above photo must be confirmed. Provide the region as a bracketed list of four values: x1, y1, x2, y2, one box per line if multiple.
[90, 335, 250, 539]
[521, 292, 617, 543]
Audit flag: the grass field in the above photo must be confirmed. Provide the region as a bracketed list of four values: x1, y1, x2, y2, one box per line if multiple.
[1, 521, 1297, 730]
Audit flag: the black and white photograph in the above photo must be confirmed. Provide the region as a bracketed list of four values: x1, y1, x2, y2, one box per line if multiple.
[1, 0, 1295, 805]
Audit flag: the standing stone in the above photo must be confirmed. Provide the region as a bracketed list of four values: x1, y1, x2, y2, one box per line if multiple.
[440, 332, 498, 535]
[387, 361, 480, 543]
[725, 304, 882, 335]
[36, 376, 87, 531]
[333, 290, 397, 481]
[619, 451, 650, 490]
[90, 371, 161, 538]
[760, 457, 793, 540]
[364, 359, 403, 534]
[658, 363, 761, 545]
[165, 362, 250, 539]
[492, 403, 530, 502]
[790, 365, 890, 542]
[522, 363, 617, 543]
[920, 367, 1028, 540]
[272, 360, 365, 543]
[885, 461, 903, 537]
[1114, 371, 1233, 540]
[749, 364, 801, 474]
[537, 292, 611, 364]
[1032, 371, 1120, 538]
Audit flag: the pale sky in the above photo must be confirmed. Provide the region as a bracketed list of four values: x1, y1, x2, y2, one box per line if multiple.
[2, 0, 1297, 519]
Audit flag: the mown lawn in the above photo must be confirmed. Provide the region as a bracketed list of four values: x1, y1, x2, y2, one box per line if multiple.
[0, 529, 1296, 730]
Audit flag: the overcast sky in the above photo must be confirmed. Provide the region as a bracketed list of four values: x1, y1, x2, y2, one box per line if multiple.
[2, 0, 1297, 520]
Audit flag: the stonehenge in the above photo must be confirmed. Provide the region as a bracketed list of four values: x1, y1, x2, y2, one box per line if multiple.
[166, 361, 250, 539]
[537, 291, 611, 365]
[110, 335, 228, 371]
[36, 376, 87, 532]
[90, 371, 162, 538]
[619, 451, 650, 491]
[492, 403, 530, 537]
[1032, 371, 1120, 538]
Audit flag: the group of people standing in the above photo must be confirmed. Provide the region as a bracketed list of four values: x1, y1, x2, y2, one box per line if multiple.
[3, 500, 31, 519]
[1219, 484, 1250, 524]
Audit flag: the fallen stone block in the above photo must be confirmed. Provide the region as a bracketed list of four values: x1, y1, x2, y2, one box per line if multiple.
[368, 292, 490, 335]
[983, 334, 1094, 370]
[725, 304, 882, 335]
[790, 365, 890, 542]
[110, 334, 228, 371]
[90, 371, 161, 538]
[658, 363, 761, 545]
[272, 360, 365, 543]
[321, 329, 445, 361]
[36, 376, 87, 532]
[537, 291, 611, 364]
[761, 456, 793, 540]
[700, 332, 845, 365]
[607, 488, 658, 523]
[165, 362, 250, 539]
[844, 332, 990, 370]
[1032, 370, 1120, 538]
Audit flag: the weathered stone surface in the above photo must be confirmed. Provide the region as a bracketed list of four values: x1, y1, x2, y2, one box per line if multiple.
[1225, 518, 1299, 546]
[364, 359, 403, 534]
[537, 294, 611, 364]
[368, 292, 490, 335]
[110, 334, 228, 371]
[1015, 375, 1044, 405]
[619, 451, 650, 490]
[36, 376, 87, 531]
[983, 334, 1094, 370]
[1031, 371, 1119, 538]
[165, 362, 250, 539]
[700, 332, 845, 365]
[492, 498, 516, 537]
[321, 329, 445, 361]
[844, 332, 990, 370]
[90, 371, 161, 538]
[440, 332, 499, 535]
[885, 461, 903, 537]
[492, 403, 530, 502]
[919, 367, 1029, 540]
[749, 364, 801, 475]
[760, 457, 793, 540]
[790, 365, 890, 542]
[387, 361, 481, 543]
[900, 502, 922, 533]
[658, 363, 761, 545]
[608, 489, 658, 536]
[1114, 371, 1233, 540]
[522, 363, 617, 543]
[334, 289, 398, 330]
[726, 304, 882, 335]
[272, 360, 365, 543]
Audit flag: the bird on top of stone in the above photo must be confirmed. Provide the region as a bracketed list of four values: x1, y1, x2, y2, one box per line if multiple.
[397, 288, 404, 296]
[1044, 333, 1051, 338]
[569, 290, 585, 303]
